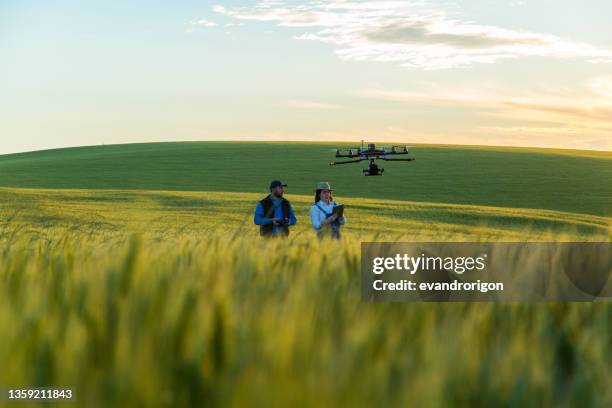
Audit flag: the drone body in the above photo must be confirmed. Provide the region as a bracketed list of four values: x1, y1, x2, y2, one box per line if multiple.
[330, 142, 415, 176]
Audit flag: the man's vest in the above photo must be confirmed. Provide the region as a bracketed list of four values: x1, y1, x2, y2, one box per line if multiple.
[260, 195, 291, 237]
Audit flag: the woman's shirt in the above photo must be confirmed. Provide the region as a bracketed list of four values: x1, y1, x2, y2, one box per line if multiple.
[310, 200, 346, 230]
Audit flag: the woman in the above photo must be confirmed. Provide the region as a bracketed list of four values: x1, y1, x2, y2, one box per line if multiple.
[310, 182, 346, 239]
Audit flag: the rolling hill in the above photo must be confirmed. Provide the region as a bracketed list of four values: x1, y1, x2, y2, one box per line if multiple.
[0, 142, 610, 217]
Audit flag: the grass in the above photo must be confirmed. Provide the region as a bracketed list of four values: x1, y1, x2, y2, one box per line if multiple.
[0, 142, 610, 406]
[0, 142, 610, 216]
[0, 187, 610, 406]
[1, 188, 609, 241]
[0, 230, 610, 407]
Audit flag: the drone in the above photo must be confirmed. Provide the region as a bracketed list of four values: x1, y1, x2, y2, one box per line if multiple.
[329, 141, 415, 176]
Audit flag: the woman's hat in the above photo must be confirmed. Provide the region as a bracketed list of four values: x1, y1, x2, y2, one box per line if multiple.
[315, 181, 333, 191]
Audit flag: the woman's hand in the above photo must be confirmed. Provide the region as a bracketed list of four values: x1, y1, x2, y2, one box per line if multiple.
[324, 214, 339, 225]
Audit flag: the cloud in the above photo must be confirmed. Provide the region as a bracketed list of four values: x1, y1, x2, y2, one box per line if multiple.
[212, 0, 612, 69]
[360, 80, 612, 150]
[364, 22, 546, 49]
[360, 84, 612, 120]
[185, 18, 218, 33]
[388, 125, 610, 151]
[480, 126, 583, 134]
[503, 100, 612, 122]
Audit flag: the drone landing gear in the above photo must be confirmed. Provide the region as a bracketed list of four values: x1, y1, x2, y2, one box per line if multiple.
[363, 160, 384, 176]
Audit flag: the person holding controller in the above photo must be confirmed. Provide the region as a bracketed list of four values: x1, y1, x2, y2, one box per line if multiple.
[310, 182, 346, 239]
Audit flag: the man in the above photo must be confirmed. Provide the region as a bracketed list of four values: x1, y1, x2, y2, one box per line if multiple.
[254, 180, 297, 237]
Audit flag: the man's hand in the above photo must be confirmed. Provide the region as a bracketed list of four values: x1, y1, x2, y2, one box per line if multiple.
[272, 218, 282, 225]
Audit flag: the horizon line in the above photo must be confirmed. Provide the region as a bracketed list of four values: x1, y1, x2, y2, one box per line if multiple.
[1, 139, 610, 157]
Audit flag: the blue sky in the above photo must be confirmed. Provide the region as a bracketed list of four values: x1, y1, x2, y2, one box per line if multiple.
[1, 0, 611, 154]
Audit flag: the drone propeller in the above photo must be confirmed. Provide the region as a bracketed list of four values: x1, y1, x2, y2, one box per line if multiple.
[380, 157, 415, 162]
[330, 158, 365, 165]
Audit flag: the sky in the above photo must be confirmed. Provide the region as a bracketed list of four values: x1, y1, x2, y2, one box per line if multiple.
[1, 0, 611, 154]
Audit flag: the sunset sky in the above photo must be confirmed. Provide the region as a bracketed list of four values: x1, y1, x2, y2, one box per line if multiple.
[1, 0, 611, 154]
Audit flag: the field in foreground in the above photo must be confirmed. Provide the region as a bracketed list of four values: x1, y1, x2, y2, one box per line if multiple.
[0, 187, 610, 407]
[1, 230, 610, 407]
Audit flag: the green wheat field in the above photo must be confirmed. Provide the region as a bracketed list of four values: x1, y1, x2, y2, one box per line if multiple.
[0, 142, 610, 407]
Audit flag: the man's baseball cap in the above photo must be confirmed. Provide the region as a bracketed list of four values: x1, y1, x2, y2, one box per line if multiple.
[270, 180, 287, 190]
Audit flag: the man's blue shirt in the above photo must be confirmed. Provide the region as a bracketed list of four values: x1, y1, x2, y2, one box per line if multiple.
[254, 195, 297, 234]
